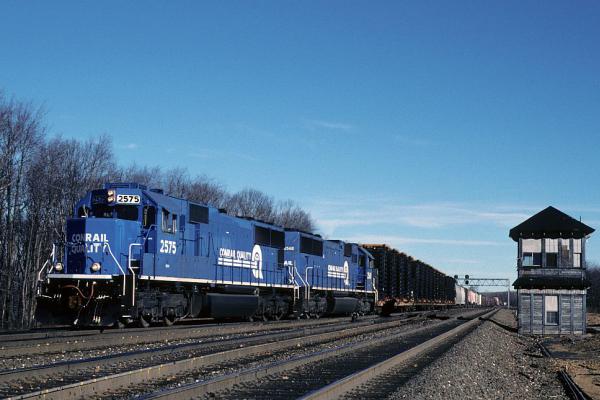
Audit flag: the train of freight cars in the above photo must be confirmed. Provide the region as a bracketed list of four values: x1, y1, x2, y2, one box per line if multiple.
[35, 183, 483, 328]
[363, 245, 486, 315]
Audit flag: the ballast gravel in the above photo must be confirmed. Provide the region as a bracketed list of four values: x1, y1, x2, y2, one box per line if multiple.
[387, 309, 568, 400]
[101, 318, 439, 399]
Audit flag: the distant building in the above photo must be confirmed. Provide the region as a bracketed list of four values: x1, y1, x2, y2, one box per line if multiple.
[510, 206, 594, 335]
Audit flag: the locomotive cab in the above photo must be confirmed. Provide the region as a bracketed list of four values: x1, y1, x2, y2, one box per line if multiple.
[37, 183, 150, 326]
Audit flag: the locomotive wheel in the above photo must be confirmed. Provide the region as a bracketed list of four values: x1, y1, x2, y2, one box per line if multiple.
[113, 319, 126, 329]
[163, 316, 175, 326]
[139, 315, 151, 328]
[273, 308, 286, 320]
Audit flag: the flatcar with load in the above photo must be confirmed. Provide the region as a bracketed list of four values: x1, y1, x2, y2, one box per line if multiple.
[363, 244, 483, 313]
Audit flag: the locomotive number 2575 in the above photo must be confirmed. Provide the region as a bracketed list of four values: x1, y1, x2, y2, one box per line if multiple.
[159, 240, 177, 254]
[116, 194, 141, 204]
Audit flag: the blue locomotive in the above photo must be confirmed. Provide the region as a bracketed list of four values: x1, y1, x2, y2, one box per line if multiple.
[36, 183, 377, 327]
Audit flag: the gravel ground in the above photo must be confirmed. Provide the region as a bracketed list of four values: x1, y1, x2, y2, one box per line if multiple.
[387, 309, 568, 400]
[543, 330, 600, 398]
[103, 318, 440, 399]
[0, 329, 290, 371]
[587, 312, 600, 326]
[0, 318, 383, 371]
[0, 315, 435, 398]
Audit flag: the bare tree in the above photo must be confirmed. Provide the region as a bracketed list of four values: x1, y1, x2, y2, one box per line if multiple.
[0, 94, 44, 329]
[162, 167, 189, 198]
[226, 188, 275, 222]
[117, 166, 229, 209]
[115, 164, 163, 188]
[186, 175, 229, 208]
[274, 199, 315, 232]
[16, 135, 115, 327]
[587, 262, 600, 313]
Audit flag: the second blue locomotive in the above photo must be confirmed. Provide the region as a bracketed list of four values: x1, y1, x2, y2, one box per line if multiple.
[36, 183, 376, 326]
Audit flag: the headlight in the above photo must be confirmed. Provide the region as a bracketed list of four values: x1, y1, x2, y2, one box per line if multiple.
[107, 189, 115, 202]
[91, 262, 101, 272]
[54, 262, 63, 272]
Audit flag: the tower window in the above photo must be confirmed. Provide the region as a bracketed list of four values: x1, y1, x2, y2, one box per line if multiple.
[545, 295, 558, 325]
[522, 239, 541, 266]
[545, 239, 558, 267]
[573, 239, 582, 268]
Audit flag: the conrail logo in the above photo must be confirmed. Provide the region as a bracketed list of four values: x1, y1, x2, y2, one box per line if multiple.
[217, 245, 263, 279]
[69, 233, 108, 254]
[327, 260, 350, 286]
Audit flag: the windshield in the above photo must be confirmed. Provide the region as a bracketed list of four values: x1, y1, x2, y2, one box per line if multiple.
[89, 204, 139, 221]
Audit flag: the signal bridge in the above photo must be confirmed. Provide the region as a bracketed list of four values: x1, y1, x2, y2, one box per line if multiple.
[454, 276, 511, 308]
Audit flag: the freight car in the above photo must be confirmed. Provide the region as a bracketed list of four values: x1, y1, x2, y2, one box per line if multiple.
[36, 183, 376, 327]
[363, 244, 457, 313]
[363, 244, 486, 313]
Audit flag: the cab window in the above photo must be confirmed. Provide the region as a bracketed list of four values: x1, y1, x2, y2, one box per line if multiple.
[92, 204, 112, 218]
[161, 208, 177, 233]
[162, 209, 170, 232]
[115, 205, 138, 221]
[143, 206, 156, 228]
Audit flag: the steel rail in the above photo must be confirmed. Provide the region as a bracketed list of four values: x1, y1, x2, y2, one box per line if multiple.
[559, 370, 590, 400]
[300, 308, 498, 399]
[539, 342, 591, 400]
[0, 308, 447, 345]
[137, 309, 493, 400]
[0, 315, 352, 344]
[1, 314, 427, 398]
[0, 315, 375, 357]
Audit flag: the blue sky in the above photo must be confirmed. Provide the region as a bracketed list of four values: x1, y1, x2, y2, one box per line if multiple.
[2, 1, 600, 286]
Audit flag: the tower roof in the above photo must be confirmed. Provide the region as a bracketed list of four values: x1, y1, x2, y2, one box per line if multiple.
[509, 206, 594, 241]
[512, 276, 590, 290]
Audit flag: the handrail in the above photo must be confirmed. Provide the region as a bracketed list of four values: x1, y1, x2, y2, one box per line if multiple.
[36, 244, 56, 282]
[304, 266, 313, 300]
[36, 259, 50, 282]
[103, 242, 127, 296]
[293, 265, 308, 300]
[143, 224, 156, 243]
[372, 276, 379, 303]
[287, 263, 296, 285]
[128, 243, 143, 306]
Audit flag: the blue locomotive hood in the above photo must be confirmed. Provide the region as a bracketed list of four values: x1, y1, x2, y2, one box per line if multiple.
[65, 217, 141, 275]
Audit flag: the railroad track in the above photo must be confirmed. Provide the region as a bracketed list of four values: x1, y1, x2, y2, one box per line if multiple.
[539, 343, 591, 400]
[1, 308, 466, 361]
[0, 311, 438, 399]
[0, 316, 362, 345]
[0, 314, 392, 359]
[137, 308, 495, 400]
